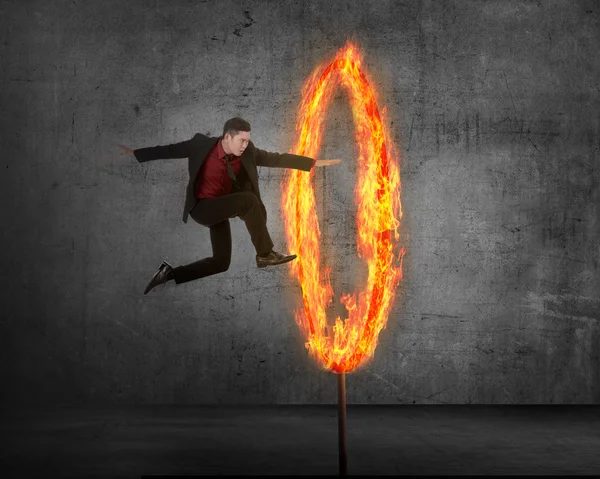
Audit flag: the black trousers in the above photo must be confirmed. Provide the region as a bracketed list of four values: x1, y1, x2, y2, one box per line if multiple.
[172, 191, 275, 284]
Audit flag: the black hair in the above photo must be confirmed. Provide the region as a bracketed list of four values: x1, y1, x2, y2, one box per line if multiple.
[223, 117, 251, 137]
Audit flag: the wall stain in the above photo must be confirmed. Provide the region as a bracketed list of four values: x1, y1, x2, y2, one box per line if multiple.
[233, 10, 255, 37]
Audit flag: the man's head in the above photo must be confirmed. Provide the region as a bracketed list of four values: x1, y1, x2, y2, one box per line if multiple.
[222, 117, 251, 157]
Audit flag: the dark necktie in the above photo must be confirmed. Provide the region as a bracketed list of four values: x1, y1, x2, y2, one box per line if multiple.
[224, 154, 241, 193]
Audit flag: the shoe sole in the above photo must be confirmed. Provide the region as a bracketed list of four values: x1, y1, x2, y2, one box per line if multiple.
[257, 255, 297, 269]
[143, 261, 172, 294]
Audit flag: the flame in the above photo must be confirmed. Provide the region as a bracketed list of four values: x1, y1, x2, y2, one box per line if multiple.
[281, 41, 405, 373]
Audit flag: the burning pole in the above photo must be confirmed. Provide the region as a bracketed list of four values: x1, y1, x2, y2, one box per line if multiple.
[338, 372, 347, 475]
[281, 41, 404, 476]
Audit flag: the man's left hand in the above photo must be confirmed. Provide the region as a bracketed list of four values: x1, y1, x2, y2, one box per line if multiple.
[117, 144, 135, 156]
[315, 159, 342, 167]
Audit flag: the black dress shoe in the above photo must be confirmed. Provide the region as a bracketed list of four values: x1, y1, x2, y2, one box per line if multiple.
[144, 261, 174, 294]
[256, 250, 297, 268]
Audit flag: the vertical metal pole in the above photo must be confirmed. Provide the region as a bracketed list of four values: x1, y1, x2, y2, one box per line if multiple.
[338, 372, 347, 476]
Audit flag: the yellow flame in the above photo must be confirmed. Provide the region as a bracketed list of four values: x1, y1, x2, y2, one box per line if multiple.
[281, 41, 405, 373]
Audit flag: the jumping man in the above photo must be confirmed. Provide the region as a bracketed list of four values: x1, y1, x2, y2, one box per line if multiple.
[118, 117, 340, 294]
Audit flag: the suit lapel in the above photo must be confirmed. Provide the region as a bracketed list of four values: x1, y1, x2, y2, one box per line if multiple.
[190, 136, 219, 180]
[241, 148, 259, 193]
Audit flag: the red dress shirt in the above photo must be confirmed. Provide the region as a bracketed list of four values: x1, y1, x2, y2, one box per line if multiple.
[195, 138, 242, 199]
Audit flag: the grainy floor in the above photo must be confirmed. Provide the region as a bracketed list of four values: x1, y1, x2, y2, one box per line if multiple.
[2, 405, 599, 477]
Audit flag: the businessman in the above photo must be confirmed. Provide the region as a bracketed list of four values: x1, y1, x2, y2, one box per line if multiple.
[118, 117, 340, 294]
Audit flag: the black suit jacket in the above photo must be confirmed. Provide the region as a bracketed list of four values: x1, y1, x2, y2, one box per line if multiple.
[134, 133, 315, 223]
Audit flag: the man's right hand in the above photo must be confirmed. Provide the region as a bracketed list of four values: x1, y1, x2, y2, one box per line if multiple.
[315, 159, 342, 167]
[117, 144, 135, 156]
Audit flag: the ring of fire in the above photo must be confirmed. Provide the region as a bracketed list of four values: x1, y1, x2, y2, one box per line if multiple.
[281, 41, 405, 374]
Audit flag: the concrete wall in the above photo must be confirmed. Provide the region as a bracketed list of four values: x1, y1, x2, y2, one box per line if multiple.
[1, 0, 598, 405]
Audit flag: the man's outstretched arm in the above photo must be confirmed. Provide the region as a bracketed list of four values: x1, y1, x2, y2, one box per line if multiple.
[254, 147, 341, 170]
[117, 135, 197, 163]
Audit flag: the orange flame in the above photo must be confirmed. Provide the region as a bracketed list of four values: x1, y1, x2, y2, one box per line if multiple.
[281, 41, 405, 374]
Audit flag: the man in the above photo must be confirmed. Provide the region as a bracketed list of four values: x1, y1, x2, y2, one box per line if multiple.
[118, 117, 340, 294]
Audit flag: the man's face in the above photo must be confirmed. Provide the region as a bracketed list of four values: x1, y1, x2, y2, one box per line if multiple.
[224, 131, 250, 156]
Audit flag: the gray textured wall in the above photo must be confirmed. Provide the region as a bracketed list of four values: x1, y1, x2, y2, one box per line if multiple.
[1, 0, 598, 405]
